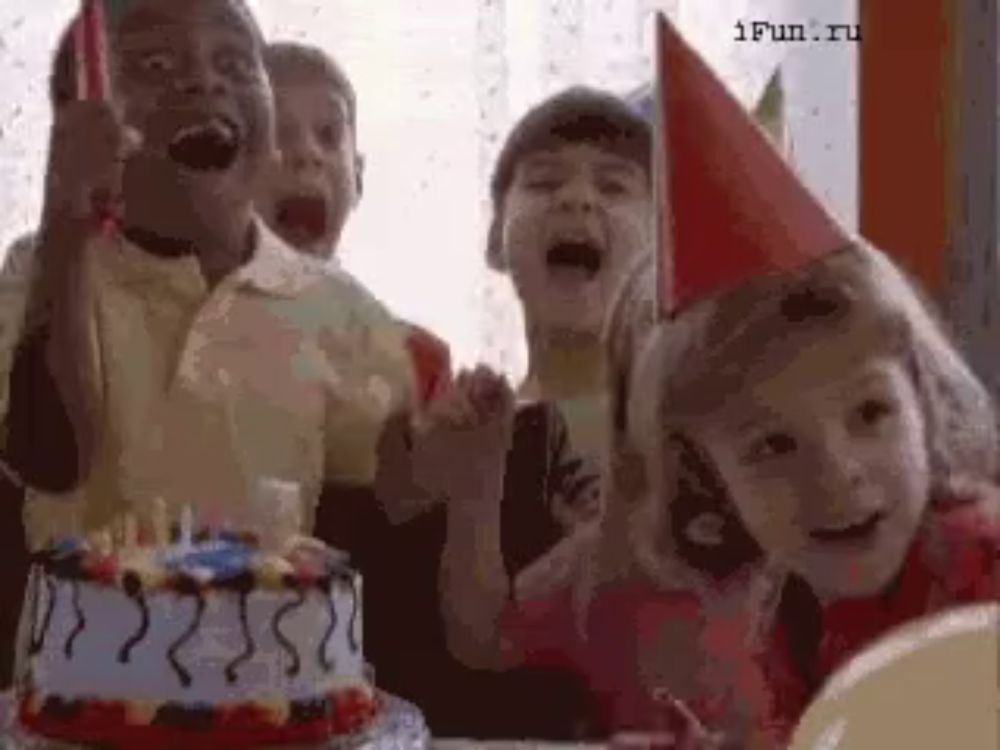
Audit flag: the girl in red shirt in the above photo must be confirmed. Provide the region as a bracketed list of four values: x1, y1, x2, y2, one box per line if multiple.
[432, 15, 998, 745]
[435, 240, 999, 747]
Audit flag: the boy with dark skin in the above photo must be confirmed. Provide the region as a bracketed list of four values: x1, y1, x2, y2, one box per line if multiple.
[4, 0, 415, 560]
[14, 0, 275, 489]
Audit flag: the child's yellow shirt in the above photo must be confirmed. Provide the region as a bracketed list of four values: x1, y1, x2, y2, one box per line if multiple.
[4, 221, 415, 549]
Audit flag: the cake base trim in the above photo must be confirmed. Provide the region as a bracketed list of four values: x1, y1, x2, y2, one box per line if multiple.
[4, 690, 430, 750]
[17, 686, 379, 749]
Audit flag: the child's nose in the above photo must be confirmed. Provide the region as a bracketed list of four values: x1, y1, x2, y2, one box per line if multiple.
[811, 433, 864, 495]
[175, 53, 227, 99]
[286, 134, 323, 172]
[556, 175, 599, 213]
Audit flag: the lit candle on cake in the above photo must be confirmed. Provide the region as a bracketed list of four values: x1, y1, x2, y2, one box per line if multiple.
[151, 497, 169, 547]
[179, 505, 193, 549]
[123, 513, 138, 552]
[110, 516, 123, 550]
[93, 528, 113, 557]
[254, 479, 301, 553]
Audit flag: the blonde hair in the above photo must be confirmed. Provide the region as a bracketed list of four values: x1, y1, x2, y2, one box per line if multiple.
[591, 241, 998, 593]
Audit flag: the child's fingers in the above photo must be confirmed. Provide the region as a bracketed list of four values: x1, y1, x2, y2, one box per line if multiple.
[468, 367, 511, 420]
[427, 366, 454, 403]
[493, 373, 515, 410]
[424, 366, 511, 429]
[438, 383, 480, 429]
[432, 396, 472, 429]
[453, 368, 472, 393]
[468, 373, 497, 418]
[423, 370, 470, 415]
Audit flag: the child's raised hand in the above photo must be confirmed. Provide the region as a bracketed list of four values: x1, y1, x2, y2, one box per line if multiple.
[43, 100, 140, 229]
[410, 365, 514, 506]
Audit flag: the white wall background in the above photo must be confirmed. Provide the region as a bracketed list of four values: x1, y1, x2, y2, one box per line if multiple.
[0, 0, 857, 381]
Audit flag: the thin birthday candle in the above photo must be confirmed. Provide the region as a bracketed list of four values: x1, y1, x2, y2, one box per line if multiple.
[74, 0, 109, 102]
[73, 0, 136, 100]
[224, 385, 254, 529]
[123, 513, 138, 552]
[150, 497, 168, 546]
[179, 505, 193, 549]
[73, 0, 137, 231]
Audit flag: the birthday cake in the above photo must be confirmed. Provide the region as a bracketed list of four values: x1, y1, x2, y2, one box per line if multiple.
[13, 528, 377, 748]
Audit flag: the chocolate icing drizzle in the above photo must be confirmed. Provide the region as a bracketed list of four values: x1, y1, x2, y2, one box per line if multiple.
[346, 575, 360, 654]
[30, 537, 365, 690]
[167, 583, 205, 688]
[63, 581, 87, 660]
[29, 574, 58, 656]
[225, 590, 256, 685]
[26, 569, 41, 654]
[318, 580, 338, 672]
[272, 588, 307, 678]
[118, 573, 150, 664]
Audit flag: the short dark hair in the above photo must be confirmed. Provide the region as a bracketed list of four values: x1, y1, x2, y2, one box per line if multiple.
[50, 0, 266, 109]
[265, 41, 357, 132]
[487, 86, 651, 265]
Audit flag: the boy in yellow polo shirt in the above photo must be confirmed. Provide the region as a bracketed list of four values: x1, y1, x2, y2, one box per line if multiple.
[258, 39, 452, 408]
[2, 0, 416, 550]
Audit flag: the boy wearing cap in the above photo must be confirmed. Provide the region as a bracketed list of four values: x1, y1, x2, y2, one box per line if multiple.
[344, 88, 652, 740]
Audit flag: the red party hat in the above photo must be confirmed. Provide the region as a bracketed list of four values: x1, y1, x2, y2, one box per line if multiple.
[653, 12, 849, 316]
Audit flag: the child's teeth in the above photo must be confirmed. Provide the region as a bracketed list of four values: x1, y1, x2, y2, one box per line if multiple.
[175, 120, 234, 143]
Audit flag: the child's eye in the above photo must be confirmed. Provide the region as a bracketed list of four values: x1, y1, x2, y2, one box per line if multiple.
[317, 121, 343, 148]
[138, 51, 175, 75]
[525, 178, 561, 192]
[217, 48, 256, 80]
[597, 179, 628, 196]
[855, 398, 895, 428]
[746, 432, 797, 462]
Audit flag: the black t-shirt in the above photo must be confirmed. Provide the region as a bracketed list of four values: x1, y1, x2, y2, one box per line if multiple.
[315, 401, 602, 739]
[0, 469, 27, 689]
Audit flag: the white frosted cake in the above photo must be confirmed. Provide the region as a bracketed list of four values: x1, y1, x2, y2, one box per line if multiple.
[14, 530, 378, 748]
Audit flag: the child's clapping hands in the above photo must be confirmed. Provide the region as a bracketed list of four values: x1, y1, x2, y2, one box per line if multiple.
[411, 365, 515, 507]
[415, 366, 516, 667]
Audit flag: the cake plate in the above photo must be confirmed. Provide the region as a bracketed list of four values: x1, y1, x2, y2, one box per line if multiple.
[0, 691, 429, 750]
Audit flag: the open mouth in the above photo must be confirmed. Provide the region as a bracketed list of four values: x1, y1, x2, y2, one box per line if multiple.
[545, 240, 603, 280]
[167, 117, 241, 172]
[810, 511, 885, 543]
[274, 194, 329, 245]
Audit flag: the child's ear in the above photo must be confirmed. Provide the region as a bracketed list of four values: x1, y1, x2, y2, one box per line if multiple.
[485, 215, 508, 272]
[353, 151, 365, 204]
